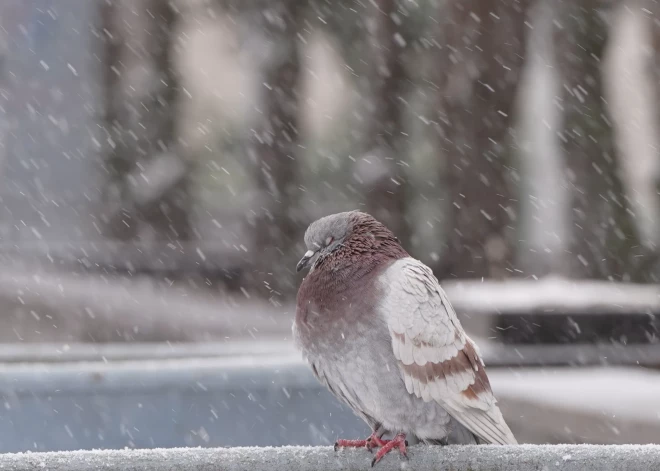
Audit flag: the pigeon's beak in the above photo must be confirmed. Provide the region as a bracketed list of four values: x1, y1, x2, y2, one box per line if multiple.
[296, 250, 316, 272]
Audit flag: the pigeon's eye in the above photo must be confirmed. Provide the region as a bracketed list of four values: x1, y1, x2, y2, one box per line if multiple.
[325, 236, 334, 246]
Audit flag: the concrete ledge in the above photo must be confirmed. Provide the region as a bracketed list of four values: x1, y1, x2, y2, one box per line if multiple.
[2, 445, 660, 471]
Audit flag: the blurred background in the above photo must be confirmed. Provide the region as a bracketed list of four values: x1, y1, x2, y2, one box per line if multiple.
[0, 0, 659, 453]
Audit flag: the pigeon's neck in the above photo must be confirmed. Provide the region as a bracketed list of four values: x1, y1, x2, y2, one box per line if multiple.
[295, 219, 409, 330]
[304, 239, 408, 301]
[296, 252, 395, 329]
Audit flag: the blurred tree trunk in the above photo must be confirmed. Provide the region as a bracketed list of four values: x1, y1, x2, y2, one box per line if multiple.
[245, 1, 304, 295]
[555, 0, 644, 281]
[515, 0, 571, 278]
[437, 0, 529, 279]
[645, 0, 660, 281]
[98, 0, 191, 243]
[604, 0, 660, 282]
[354, 0, 410, 245]
[0, 13, 6, 178]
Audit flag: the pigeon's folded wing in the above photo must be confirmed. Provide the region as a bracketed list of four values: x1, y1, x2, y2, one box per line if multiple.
[380, 258, 517, 445]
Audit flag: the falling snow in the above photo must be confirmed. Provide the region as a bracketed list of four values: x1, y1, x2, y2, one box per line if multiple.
[0, 0, 655, 464]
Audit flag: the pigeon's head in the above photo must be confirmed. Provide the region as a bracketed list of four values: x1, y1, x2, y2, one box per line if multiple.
[296, 211, 358, 272]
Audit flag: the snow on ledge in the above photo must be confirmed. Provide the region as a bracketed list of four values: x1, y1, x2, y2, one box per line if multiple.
[443, 276, 660, 314]
[2, 445, 660, 471]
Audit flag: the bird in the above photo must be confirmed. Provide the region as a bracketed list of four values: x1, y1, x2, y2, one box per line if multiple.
[293, 210, 517, 466]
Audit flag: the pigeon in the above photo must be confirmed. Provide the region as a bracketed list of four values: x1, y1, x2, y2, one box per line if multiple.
[293, 211, 517, 466]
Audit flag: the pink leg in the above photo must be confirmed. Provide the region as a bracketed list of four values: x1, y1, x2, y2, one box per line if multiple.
[334, 430, 387, 452]
[371, 433, 408, 467]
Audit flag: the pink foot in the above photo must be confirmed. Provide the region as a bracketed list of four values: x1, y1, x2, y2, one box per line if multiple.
[371, 433, 408, 467]
[334, 431, 387, 452]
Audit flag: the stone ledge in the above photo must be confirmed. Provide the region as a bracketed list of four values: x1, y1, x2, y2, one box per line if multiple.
[1, 444, 659, 471]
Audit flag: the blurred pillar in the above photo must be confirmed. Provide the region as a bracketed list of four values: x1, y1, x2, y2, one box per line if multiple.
[0, 6, 6, 176]
[554, 0, 644, 281]
[245, 0, 304, 294]
[603, 0, 660, 281]
[437, 0, 530, 279]
[643, 0, 660, 280]
[98, 0, 192, 243]
[515, 0, 570, 278]
[355, 0, 410, 245]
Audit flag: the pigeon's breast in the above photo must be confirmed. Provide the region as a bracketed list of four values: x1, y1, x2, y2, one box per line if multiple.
[294, 260, 388, 352]
[293, 261, 392, 419]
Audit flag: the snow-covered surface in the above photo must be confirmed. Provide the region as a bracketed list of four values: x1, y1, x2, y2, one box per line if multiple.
[0, 354, 309, 392]
[0, 266, 655, 344]
[489, 367, 660, 444]
[7, 261, 658, 322]
[490, 367, 660, 424]
[443, 276, 660, 314]
[474, 337, 660, 367]
[0, 268, 293, 342]
[0, 263, 654, 344]
[1, 444, 660, 470]
[0, 266, 656, 366]
[0, 340, 299, 363]
[0, 338, 658, 367]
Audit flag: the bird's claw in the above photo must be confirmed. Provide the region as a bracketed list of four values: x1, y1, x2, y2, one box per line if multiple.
[370, 433, 408, 467]
[335, 432, 408, 466]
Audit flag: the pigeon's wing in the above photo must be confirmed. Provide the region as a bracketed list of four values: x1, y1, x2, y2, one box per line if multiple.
[380, 258, 517, 445]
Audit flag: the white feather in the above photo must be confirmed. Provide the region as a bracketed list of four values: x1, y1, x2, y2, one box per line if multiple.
[399, 334, 414, 365]
[420, 382, 432, 402]
[379, 257, 518, 445]
[412, 344, 427, 365]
